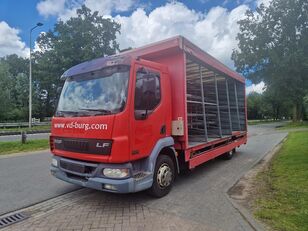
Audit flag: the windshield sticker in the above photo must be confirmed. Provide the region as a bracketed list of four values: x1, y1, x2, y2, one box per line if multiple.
[54, 122, 107, 131]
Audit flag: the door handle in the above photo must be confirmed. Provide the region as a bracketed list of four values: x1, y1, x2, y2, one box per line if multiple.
[160, 125, 166, 135]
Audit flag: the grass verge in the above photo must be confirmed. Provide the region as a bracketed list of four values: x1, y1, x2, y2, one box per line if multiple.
[248, 120, 282, 125]
[277, 121, 308, 130]
[0, 139, 49, 155]
[254, 131, 308, 231]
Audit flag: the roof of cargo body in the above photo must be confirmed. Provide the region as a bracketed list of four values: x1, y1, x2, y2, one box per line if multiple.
[121, 36, 245, 83]
[62, 36, 245, 83]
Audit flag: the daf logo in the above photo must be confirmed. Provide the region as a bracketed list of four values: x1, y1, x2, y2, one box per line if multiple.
[96, 142, 110, 148]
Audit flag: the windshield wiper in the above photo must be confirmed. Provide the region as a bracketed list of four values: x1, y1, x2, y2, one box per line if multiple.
[78, 108, 112, 115]
[56, 110, 82, 117]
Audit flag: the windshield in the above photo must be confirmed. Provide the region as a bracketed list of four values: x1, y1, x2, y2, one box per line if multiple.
[56, 65, 130, 117]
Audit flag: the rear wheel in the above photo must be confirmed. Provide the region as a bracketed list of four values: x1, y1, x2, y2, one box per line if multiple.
[148, 155, 175, 198]
[222, 148, 235, 160]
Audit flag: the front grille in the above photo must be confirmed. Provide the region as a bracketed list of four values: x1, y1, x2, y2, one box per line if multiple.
[63, 140, 89, 152]
[54, 137, 112, 155]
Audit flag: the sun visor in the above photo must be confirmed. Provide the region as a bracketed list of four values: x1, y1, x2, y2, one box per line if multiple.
[60, 55, 132, 80]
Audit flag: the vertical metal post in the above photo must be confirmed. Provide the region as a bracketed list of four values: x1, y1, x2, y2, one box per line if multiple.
[234, 82, 241, 131]
[29, 23, 43, 128]
[29, 31, 32, 128]
[199, 65, 208, 142]
[225, 79, 232, 134]
[214, 74, 222, 137]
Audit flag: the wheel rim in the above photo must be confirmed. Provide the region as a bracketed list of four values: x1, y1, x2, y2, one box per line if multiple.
[157, 163, 172, 188]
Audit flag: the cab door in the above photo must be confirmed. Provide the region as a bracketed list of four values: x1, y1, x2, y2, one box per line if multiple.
[130, 61, 168, 160]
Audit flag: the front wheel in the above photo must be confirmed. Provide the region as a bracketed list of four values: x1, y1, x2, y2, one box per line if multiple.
[148, 155, 175, 198]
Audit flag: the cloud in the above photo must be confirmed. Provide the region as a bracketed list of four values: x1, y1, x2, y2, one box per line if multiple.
[36, 0, 251, 68]
[246, 81, 265, 94]
[116, 2, 249, 68]
[0, 21, 29, 58]
[84, 0, 135, 15]
[37, 0, 136, 20]
[37, 0, 66, 17]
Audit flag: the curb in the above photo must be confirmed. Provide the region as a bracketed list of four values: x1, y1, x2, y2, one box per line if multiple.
[225, 195, 264, 231]
[224, 132, 288, 231]
[0, 130, 50, 136]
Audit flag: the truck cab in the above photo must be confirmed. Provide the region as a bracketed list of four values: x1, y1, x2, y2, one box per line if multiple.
[50, 55, 176, 197]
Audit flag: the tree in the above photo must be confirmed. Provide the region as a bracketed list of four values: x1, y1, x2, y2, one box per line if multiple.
[0, 62, 11, 121]
[304, 94, 308, 120]
[232, 0, 308, 121]
[247, 89, 292, 120]
[33, 5, 121, 118]
[247, 92, 265, 119]
[0, 55, 29, 121]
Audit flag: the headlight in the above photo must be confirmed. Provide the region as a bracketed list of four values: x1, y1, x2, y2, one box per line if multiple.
[51, 158, 58, 167]
[103, 168, 129, 178]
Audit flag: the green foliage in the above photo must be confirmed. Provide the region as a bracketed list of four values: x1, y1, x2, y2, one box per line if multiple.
[303, 94, 308, 120]
[0, 62, 11, 120]
[0, 55, 28, 121]
[247, 90, 291, 120]
[0, 5, 121, 121]
[254, 131, 308, 231]
[247, 92, 264, 119]
[232, 0, 308, 121]
[0, 139, 49, 155]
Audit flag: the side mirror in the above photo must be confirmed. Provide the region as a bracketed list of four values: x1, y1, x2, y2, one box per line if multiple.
[56, 86, 62, 94]
[54, 86, 63, 116]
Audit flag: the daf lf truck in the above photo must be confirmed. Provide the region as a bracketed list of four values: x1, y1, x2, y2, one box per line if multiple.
[50, 36, 247, 197]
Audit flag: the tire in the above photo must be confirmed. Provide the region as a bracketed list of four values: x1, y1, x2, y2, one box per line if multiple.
[222, 149, 235, 160]
[148, 155, 175, 198]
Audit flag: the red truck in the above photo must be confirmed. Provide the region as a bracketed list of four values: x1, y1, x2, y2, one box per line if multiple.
[50, 36, 247, 197]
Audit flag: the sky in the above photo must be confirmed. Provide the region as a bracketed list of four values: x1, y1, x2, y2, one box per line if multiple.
[0, 0, 269, 94]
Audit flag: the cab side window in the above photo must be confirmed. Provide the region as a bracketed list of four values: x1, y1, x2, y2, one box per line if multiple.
[134, 69, 161, 119]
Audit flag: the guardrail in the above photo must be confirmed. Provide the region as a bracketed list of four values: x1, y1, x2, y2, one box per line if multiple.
[0, 122, 50, 128]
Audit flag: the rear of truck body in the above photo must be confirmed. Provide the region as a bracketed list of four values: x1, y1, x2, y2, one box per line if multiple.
[50, 36, 247, 197]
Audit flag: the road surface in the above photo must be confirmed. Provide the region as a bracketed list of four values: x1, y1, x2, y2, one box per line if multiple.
[0, 133, 50, 142]
[0, 151, 79, 215]
[2, 123, 287, 231]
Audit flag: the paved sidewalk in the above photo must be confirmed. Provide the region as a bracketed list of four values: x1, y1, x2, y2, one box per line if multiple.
[3, 125, 287, 231]
[5, 192, 207, 231]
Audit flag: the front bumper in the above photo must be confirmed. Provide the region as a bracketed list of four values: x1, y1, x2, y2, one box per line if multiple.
[50, 156, 153, 193]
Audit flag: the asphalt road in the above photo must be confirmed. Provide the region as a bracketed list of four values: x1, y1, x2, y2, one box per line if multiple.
[0, 151, 79, 215]
[0, 133, 50, 142]
[127, 122, 288, 230]
[0, 123, 287, 231]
